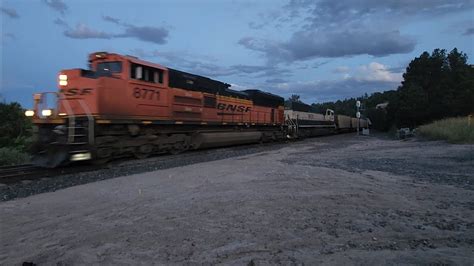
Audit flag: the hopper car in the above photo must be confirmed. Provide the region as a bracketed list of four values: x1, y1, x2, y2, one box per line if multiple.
[25, 52, 368, 167]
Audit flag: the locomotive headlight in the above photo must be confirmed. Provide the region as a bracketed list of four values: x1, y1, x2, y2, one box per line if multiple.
[59, 74, 68, 86]
[41, 109, 53, 117]
[24, 110, 35, 117]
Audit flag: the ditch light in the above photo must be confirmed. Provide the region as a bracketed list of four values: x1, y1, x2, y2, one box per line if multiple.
[24, 110, 35, 117]
[41, 109, 53, 117]
[70, 152, 92, 161]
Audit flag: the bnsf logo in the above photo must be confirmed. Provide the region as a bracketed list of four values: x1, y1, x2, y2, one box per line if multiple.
[60, 88, 93, 96]
[217, 103, 251, 112]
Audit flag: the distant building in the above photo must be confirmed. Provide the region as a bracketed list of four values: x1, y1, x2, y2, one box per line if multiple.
[376, 102, 389, 110]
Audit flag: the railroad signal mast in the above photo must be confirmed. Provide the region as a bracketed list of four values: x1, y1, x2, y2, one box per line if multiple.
[356, 100, 361, 135]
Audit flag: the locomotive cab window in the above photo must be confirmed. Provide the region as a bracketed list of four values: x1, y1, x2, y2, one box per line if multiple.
[96, 61, 122, 76]
[131, 63, 163, 84]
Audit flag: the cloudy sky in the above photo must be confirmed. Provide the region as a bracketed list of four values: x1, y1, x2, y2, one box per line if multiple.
[1, 0, 473, 107]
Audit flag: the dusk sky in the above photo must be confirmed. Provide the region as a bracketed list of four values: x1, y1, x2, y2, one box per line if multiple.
[1, 0, 473, 108]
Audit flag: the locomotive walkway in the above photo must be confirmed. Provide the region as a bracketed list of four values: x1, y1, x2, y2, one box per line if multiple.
[1, 134, 473, 264]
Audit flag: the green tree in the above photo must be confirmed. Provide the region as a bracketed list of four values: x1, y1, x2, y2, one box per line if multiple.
[393, 48, 474, 127]
[0, 102, 32, 150]
[289, 94, 301, 102]
[284, 94, 303, 109]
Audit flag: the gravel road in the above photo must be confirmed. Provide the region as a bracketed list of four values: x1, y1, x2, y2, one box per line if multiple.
[1, 133, 473, 264]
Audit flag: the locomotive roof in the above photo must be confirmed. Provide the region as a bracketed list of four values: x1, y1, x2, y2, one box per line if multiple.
[89, 51, 284, 107]
[89, 52, 168, 70]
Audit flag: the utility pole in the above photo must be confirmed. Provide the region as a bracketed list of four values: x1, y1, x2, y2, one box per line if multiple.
[356, 101, 361, 135]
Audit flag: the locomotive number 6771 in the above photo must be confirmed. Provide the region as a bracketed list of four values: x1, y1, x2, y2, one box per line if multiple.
[133, 87, 160, 101]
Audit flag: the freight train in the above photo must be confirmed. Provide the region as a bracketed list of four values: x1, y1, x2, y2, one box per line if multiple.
[25, 52, 368, 167]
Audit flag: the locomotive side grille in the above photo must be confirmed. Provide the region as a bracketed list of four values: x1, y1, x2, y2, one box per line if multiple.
[174, 95, 202, 106]
[173, 111, 201, 119]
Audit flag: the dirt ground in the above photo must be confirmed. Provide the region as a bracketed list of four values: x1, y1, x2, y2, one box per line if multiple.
[1, 133, 473, 265]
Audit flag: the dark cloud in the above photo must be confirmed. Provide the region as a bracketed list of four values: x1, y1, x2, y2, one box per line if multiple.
[261, 61, 403, 103]
[253, 66, 292, 78]
[5, 33, 15, 38]
[239, 29, 415, 63]
[242, 0, 471, 63]
[53, 18, 68, 26]
[265, 78, 287, 84]
[463, 27, 474, 35]
[286, 0, 473, 28]
[1, 7, 19, 18]
[63, 22, 169, 44]
[187, 61, 289, 79]
[129, 49, 291, 79]
[131, 49, 238, 77]
[388, 65, 407, 73]
[64, 23, 112, 39]
[2, 33, 15, 46]
[333, 66, 350, 73]
[287, 30, 415, 58]
[3, 33, 16, 41]
[248, 21, 265, 30]
[119, 26, 169, 45]
[230, 65, 272, 74]
[312, 61, 330, 69]
[43, 0, 68, 15]
[103, 15, 120, 24]
[267, 78, 400, 103]
[238, 37, 290, 62]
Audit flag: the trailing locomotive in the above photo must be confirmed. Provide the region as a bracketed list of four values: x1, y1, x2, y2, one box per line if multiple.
[25, 52, 367, 167]
[283, 101, 368, 137]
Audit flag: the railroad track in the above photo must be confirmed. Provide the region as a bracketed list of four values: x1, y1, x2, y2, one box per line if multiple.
[0, 163, 105, 185]
[0, 164, 43, 179]
[0, 140, 291, 186]
[0, 164, 57, 185]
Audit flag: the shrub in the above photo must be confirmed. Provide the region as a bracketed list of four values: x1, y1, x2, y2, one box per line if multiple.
[417, 116, 474, 144]
[0, 147, 30, 166]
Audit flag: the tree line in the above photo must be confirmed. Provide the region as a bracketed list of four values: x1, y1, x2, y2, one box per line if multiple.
[308, 48, 474, 131]
[0, 101, 32, 150]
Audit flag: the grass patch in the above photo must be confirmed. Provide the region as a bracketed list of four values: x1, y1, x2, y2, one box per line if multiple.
[0, 147, 30, 166]
[417, 116, 474, 144]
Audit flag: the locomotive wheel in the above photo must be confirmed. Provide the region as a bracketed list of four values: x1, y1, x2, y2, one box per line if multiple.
[134, 152, 150, 159]
[134, 144, 154, 159]
[170, 142, 188, 155]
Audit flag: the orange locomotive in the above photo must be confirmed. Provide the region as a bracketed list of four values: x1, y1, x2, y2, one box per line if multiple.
[26, 52, 285, 167]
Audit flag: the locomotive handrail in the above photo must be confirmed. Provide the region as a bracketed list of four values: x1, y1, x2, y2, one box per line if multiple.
[52, 93, 94, 145]
[78, 100, 95, 145]
[56, 93, 76, 143]
[285, 114, 298, 137]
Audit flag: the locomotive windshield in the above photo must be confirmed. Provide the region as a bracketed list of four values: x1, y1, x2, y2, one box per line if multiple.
[96, 61, 122, 76]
